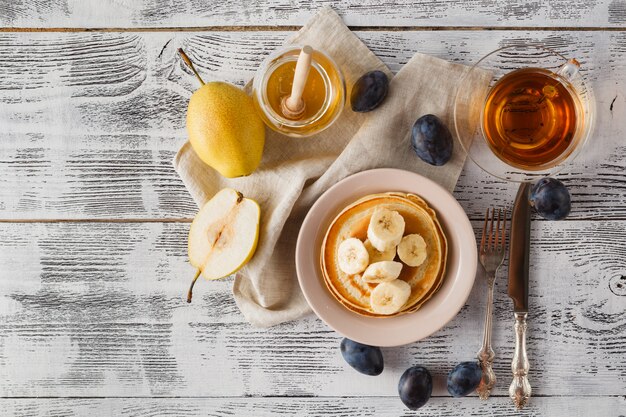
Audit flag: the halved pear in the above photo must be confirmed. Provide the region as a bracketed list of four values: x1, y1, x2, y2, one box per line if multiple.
[187, 188, 260, 302]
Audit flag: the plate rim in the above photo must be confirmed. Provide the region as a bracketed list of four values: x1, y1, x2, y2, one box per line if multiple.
[295, 168, 477, 346]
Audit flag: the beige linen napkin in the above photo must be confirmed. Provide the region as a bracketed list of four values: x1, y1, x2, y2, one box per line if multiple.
[174, 7, 491, 327]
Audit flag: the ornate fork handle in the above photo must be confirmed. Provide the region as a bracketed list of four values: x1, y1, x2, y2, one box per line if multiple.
[509, 312, 531, 409]
[476, 271, 497, 400]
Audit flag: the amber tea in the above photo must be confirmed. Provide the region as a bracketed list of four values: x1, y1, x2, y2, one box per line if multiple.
[482, 68, 581, 170]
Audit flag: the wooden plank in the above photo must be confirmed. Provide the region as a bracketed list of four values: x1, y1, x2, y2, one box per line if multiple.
[0, 220, 624, 397]
[0, 30, 624, 221]
[1, 396, 625, 416]
[0, 1, 624, 28]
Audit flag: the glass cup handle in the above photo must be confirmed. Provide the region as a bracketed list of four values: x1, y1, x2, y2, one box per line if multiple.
[557, 58, 580, 82]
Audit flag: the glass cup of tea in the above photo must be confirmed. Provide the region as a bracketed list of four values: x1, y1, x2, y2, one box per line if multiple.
[453, 44, 594, 182]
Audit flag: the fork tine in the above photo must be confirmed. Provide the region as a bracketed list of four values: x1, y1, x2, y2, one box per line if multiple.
[495, 209, 502, 250]
[480, 208, 488, 252]
[488, 207, 494, 250]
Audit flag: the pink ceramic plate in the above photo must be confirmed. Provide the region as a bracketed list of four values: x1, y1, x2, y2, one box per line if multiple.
[295, 168, 477, 347]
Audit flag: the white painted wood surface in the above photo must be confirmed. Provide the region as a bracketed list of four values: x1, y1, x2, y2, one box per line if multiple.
[1, 31, 624, 221]
[1, 2, 625, 416]
[3, 397, 626, 417]
[0, 220, 624, 399]
[0, 0, 624, 28]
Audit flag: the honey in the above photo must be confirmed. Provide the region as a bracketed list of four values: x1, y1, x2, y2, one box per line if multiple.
[482, 68, 582, 170]
[253, 47, 345, 137]
[266, 61, 326, 120]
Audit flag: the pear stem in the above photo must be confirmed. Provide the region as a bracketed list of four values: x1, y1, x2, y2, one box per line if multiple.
[187, 269, 202, 303]
[178, 48, 205, 86]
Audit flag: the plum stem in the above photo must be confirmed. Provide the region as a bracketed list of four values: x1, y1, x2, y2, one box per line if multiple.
[187, 269, 202, 303]
[178, 48, 205, 86]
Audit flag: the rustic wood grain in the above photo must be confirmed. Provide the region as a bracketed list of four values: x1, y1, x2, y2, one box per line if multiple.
[0, 1, 624, 28]
[0, 30, 624, 221]
[0, 220, 623, 397]
[1, 5, 625, 415]
[2, 397, 625, 416]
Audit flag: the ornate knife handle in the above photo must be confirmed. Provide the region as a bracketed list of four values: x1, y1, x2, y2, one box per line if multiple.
[509, 312, 531, 409]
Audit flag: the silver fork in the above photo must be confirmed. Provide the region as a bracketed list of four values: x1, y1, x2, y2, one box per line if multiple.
[476, 207, 507, 400]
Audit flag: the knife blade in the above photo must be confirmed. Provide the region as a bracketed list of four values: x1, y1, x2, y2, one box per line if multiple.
[508, 182, 531, 312]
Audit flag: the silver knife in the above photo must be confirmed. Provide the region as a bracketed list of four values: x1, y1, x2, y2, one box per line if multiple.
[507, 182, 532, 409]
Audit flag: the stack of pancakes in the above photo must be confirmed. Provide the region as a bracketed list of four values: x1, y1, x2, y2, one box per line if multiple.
[320, 192, 448, 318]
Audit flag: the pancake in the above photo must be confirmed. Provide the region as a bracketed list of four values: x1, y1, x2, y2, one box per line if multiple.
[401, 193, 448, 312]
[321, 192, 447, 317]
[320, 192, 448, 317]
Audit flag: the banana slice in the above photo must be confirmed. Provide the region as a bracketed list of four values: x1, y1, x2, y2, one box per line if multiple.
[367, 208, 406, 252]
[362, 261, 403, 283]
[337, 238, 369, 275]
[370, 279, 411, 315]
[364, 239, 396, 263]
[397, 234, 428, 267]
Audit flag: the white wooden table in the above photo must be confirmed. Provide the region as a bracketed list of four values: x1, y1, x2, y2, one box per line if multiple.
[1, 1, 625, 416]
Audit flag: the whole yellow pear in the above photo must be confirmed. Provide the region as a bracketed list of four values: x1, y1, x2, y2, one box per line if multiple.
[186, 82, 265, 178]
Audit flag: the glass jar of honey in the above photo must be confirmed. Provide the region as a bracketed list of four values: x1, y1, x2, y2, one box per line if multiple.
[252, 46, 345, 137]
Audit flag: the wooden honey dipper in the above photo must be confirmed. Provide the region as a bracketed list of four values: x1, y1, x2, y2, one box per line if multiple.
[280, 45, 314, 119]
